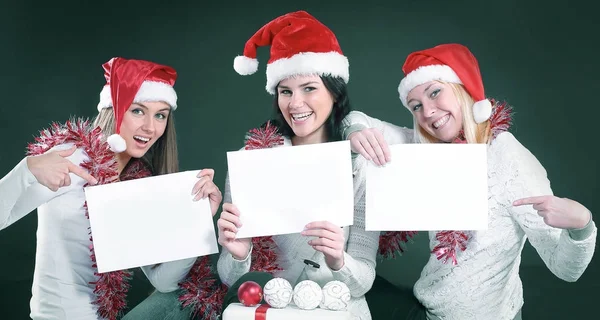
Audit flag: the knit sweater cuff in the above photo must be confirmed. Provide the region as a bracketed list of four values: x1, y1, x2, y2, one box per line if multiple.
[232, 244, 253, 263]
[568, 212, 595, 241]
[331, 252, 358, 286]
[343, 124, 368, 142]
[219, 245, 253, 287]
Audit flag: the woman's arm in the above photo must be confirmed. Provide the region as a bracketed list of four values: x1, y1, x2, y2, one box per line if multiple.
[1, 144, 90, 230]
[498, 133, 596, 282]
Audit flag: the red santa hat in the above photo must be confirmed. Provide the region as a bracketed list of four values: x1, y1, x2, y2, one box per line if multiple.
[398, 43, 492, 124]
[233, 10, 349, 94]
[96, 57, 178, 152]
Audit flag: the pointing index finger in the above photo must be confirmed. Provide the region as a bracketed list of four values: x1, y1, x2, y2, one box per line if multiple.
[67, 162, 98, 185]
[513, 196, 549, 206]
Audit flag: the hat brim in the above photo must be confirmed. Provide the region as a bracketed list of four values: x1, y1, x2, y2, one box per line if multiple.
[398, 64, 461, 107]
[265, 51, 349, 94]
[97, 80, 178, 111]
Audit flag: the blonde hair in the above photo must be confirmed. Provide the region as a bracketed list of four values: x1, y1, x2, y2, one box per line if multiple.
[413, 81, 492, 144]
[93, 108, 179, 175]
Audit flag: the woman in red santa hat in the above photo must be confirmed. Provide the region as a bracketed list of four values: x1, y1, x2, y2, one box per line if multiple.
[341, 43, 596, 319]
[213, 10, 390, 320]
[0, 57, 223, 320]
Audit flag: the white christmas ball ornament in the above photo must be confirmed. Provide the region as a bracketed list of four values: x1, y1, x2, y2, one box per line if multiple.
[292, 280, 322, 310]
[320, 281, 351, 311]
[263, 278, 293, 308]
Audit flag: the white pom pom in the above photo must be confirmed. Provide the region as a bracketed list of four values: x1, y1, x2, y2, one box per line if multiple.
[473, 99, 492, 124]
[107, 134, 127, 153]
[233, 55, 258, 75]
[292, 280, 322, 310]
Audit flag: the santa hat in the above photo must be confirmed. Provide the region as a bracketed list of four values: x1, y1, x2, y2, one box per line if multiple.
[97, 57, 178, 152]
[233, 10, 349, 94]
[398, 43, 492, 124]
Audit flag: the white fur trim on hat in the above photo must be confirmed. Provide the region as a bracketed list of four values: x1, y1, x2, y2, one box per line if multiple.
[473, 99, 492, 123]
[265, 51, 349, 94]
[97, 85, 112, 111]
[234, 56, 259, 75]
[106, 134, 127, 153]
[398, 64, 461, 107]
[97, 81, 178, 112]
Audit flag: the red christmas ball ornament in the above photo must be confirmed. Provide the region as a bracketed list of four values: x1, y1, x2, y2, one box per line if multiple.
[238, 281, 263, 306]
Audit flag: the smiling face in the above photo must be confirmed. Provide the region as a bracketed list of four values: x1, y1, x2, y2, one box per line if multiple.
[276, 75, 335, 145]
[119, 101, 170, 159]
[407, 81, 463, 142]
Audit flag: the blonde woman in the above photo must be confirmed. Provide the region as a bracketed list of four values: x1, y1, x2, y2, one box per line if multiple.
[343, 44, 596, 319]
[0, 57, 222, 320]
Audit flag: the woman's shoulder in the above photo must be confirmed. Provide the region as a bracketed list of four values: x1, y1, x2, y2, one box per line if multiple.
[488, 131, 548, 178]
[490, 132, 531, 159]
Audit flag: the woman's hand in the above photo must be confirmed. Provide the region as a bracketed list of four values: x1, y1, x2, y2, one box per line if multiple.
[513, 195, 592, 229]
[217, 203, 252, 260]
[348, 128, 391, 166]
[191, 168, 222, 216]
[302, 221, 345, 270]
[27, 145, 98, 191]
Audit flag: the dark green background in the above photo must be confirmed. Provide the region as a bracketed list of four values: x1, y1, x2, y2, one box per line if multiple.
[1, 0, 597, 319]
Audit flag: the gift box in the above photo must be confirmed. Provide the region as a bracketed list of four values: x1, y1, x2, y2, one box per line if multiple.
[222, 303, 352, 320]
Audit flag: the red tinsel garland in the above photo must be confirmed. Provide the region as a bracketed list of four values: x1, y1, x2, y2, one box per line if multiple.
[378, 231, 419, 259]
[178, 256, 228, 320]
[378, 101, 513, 264]
[243, 121, 284, 274]
[249, 236, 283, 274]
[488, 100, 513, 140]
[27, 119, 144, 320]
[244, 121, 285, 150]
[90, 160, 151, 318]
[431, 231, 469, 265]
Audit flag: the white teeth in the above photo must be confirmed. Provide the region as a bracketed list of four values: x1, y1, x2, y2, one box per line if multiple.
[433, 115, 450, 129]
[292, 112, 313, 120]
[134, 136, 150, 142]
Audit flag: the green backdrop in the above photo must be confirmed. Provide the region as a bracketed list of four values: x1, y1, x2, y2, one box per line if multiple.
[0, 0, 597, 318]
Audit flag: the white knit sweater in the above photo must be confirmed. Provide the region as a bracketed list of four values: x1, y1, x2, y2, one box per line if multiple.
[0, 143, 196, 320]
[217, 137, 380, 320]
[342, 111, 597, 320]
